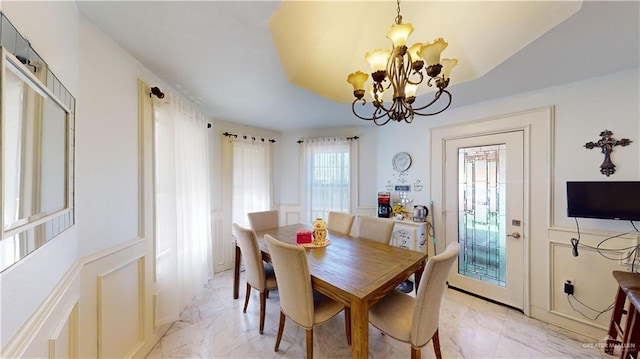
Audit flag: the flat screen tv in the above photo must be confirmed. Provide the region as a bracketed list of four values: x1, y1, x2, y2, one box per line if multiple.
[567, 181, 640, 221]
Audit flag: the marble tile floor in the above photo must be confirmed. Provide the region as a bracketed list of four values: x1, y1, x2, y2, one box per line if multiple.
[146, 270, 615, 359]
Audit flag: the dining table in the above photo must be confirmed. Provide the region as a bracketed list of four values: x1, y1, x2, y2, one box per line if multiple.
[232, 223, 428, 359]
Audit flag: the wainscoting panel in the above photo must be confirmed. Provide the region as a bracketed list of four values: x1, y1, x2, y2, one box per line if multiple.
[549, 242, 618, 329]
[279, 205, 301, 225]
[212, 209, 229, 273]
[97, 257, 145, 358]
[48, 299, 78, 358]
[2, 261, 83, 359]
[284, 211, 300, 225]
[279, 205, 375, 227]
[540, 227, 637, 338]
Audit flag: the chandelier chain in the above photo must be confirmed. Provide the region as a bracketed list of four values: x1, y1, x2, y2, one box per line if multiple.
[395, 0, 402, 25]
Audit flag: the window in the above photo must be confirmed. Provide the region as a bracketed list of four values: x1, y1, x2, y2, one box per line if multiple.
[301, 137, 354, 224]
[231, 137, 272, 227]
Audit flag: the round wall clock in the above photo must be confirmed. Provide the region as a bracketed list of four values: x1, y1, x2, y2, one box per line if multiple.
[392, 152, 412, 172]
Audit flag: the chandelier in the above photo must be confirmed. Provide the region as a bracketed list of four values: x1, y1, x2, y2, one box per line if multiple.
[347, 0, 458, 126]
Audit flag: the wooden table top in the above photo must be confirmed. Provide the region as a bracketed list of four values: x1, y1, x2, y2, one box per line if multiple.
[255, 223, 428, 304]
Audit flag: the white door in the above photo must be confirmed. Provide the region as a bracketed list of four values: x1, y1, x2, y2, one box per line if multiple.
[444, 131, 524, 309]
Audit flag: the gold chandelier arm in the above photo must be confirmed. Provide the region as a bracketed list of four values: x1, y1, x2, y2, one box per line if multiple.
[373, 116, 393, 126]
[407, 70, 423, 86]
[397, 99, 416, 123]
[411, 90, 452, 116]
[387, 52, 402, 99]
[350, 100, 394, 126]
[403, 49, 424, 87]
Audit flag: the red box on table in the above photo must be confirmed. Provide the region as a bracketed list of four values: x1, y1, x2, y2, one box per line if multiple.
[296, 230, 313, 244]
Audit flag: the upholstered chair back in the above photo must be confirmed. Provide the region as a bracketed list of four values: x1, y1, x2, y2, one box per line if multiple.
[247, 210, 279, 231]
[327, 211, 355, 235]
[233, 223, 266, 290]
[357, 216, 395, 244]
[411, 242, 460, 347]
[265, 234, 315, 328]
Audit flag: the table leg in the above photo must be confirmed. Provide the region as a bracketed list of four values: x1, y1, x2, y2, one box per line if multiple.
[350, 300, 369, 359]
[233, 244, 241, 299]
[414, 260, 426, 294]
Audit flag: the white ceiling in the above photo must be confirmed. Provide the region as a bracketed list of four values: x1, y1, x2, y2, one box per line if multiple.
[76, 1, 639, 131]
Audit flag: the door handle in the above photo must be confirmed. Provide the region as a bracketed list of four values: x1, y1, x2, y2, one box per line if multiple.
[507, 232, 521, 239]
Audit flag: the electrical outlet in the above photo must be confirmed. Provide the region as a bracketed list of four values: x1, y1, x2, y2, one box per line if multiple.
[563, 278, 575, 295]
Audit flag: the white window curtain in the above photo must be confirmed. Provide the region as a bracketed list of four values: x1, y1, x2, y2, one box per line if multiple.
[301, 137, 352, 224]
[153, 92, 213, 325]
[230, 135, 272, 228]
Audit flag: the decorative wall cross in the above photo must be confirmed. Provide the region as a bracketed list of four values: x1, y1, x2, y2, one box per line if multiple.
[584, 129, 632, 176]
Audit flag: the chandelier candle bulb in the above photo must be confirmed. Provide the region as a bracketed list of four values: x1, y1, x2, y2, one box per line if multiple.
[405, 83, 418, 98]
[366, 49, 391, 73]
[347, 71, 369, 99]
[440, 58, 458, 79]
[387, 23, 414, 47]
[408, 42, 425, 71]
[419, 38, 448, 67]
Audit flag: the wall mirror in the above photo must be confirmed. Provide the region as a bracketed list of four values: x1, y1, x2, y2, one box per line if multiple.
[0, 12, 76, 272]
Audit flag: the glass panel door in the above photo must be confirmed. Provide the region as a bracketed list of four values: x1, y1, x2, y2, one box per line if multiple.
[458, 145, 506, 287]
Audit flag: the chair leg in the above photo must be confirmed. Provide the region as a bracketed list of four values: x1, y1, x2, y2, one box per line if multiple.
[259, 291, 267, 334]
[411, 347, 421, 359]
[606, 286, 627, 354]
[243, 283, 251, 313]
[432, 329, 442, 359]
[306, 328, 314, 359]
[274, 311, 286, 352]
[344, 307, 351, 345]
[265, 289, 270, 299]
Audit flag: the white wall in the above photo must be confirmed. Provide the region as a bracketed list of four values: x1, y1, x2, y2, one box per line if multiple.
[76, 14, 143, 256]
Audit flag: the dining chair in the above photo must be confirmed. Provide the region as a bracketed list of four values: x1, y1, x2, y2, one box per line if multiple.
[368, 242, 460, 359]
[357, 216, 395, 244]
[327, 211, 355, 235]
[247, 209, 279, 231]
[232, 223, 278, 334]
[264, 234, 351, 359]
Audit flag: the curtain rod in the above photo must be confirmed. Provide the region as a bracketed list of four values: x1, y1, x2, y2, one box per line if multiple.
[223, 131, 276, 143]
[150, 86, 212, 128]
[150, 86, 165, 99]
[296, 136, 359, 144]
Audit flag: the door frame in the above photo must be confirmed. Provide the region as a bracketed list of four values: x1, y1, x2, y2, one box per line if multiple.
[430, 106, 554, 316]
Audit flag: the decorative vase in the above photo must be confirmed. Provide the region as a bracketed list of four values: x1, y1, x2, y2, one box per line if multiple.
[312, 217, 327, 244]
